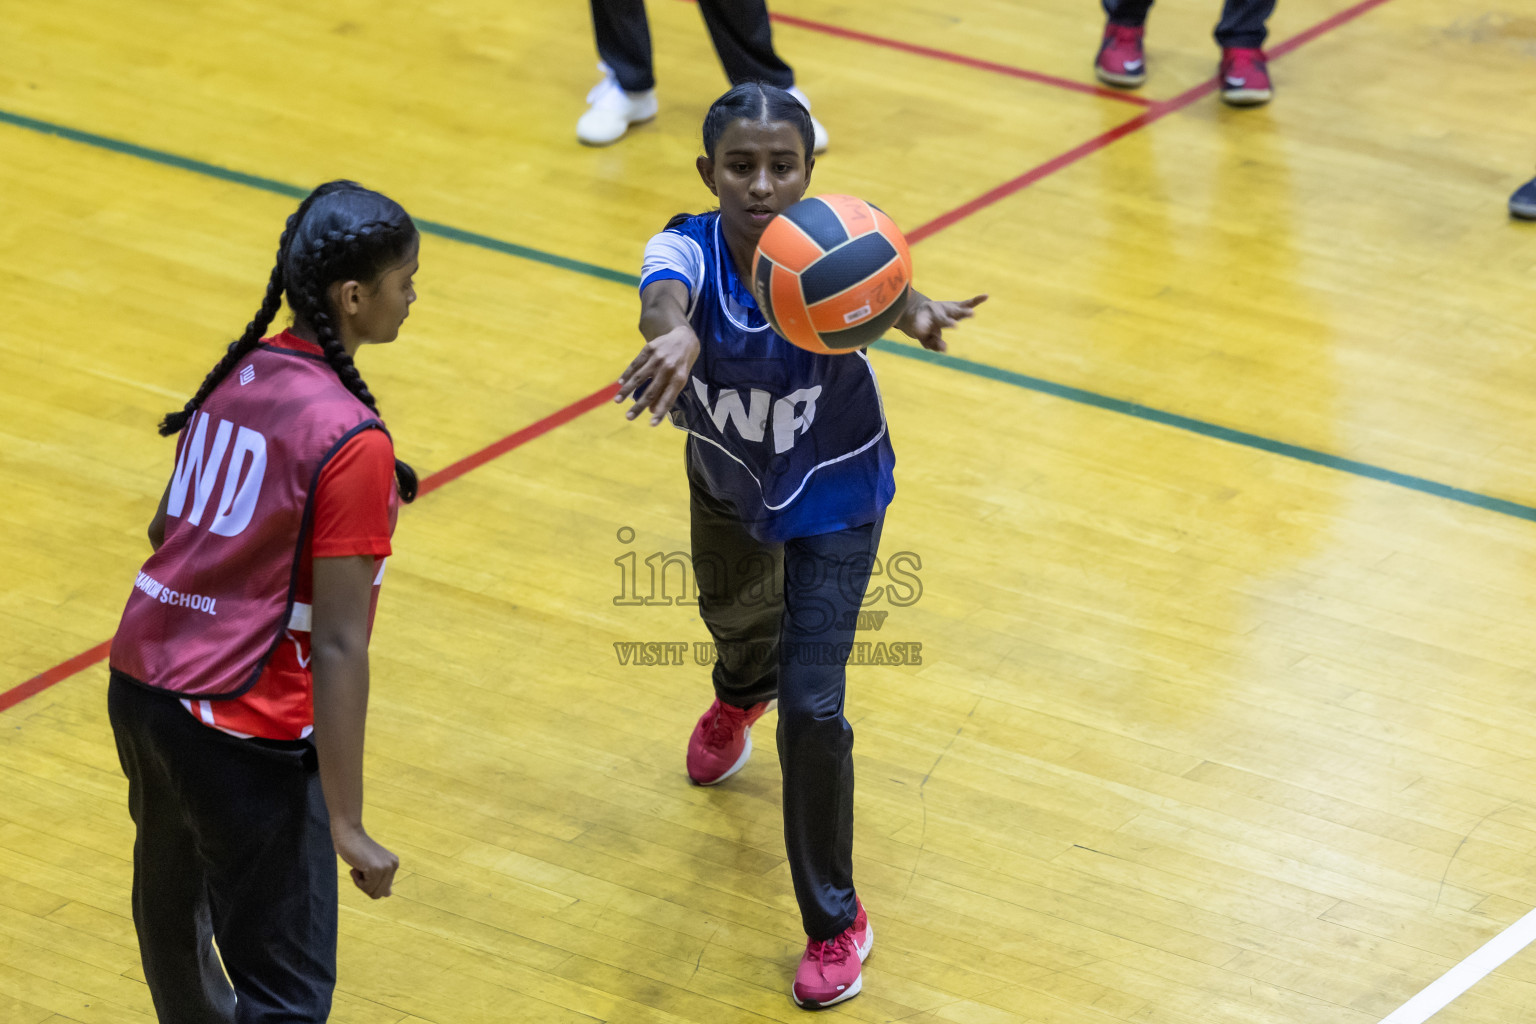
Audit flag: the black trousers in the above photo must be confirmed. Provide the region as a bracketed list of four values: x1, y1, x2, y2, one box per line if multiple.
[1103, 0, 1277, 47]
[689, 452, 881, 940]
[108, 674, 338, 1024]
[590, 0, 794, 93]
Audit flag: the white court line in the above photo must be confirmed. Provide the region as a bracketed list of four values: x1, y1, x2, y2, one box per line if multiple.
[1380, 907, 1536, 1023]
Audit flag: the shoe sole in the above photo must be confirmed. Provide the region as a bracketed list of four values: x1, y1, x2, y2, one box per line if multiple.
[1511, 201, 1536, 220]
[1220, 88, 1272, 106]
[794, 973, 860, 1010]
[1095, 67, 1146, 88]
[576, 113, 657, 147]
[792, 919, 873, 1010]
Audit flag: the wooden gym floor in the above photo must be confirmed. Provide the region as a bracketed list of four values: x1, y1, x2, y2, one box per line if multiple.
[3, 0, 1536, 1021]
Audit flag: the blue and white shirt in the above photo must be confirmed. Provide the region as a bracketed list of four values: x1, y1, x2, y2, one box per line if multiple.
[642, 212, 896, 543]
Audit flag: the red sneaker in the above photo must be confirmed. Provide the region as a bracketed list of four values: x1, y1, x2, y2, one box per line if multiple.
[1095, 24, 1147, 88]
[1220, 47, 1273, 106]
[792, 900, 873, 1009]
[686, 699, 772, 785]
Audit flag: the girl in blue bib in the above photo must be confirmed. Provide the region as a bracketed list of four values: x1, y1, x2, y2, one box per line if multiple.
[614, 82, 984, 1010]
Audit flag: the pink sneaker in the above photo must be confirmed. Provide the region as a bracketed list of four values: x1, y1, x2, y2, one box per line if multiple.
[1095, 24, 1147, 88]
[1220, 47, 1273, 106]
[686, 699, 772, 785]
[792, 900, 873, 1009]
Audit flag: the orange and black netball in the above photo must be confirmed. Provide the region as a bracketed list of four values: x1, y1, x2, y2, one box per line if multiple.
[752, 194, 913, 355]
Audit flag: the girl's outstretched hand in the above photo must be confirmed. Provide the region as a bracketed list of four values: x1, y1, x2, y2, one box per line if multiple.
[616, 324, 701, 426]
[901, 294, 988, 353]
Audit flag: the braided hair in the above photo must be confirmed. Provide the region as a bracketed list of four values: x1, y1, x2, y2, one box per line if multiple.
[159, 180, 420, 502]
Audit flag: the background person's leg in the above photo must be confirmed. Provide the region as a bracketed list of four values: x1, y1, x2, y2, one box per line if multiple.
[696, 0, 794, 88]
[1214, 0, 1276, 48]
[590, 0, 655, 92]
[1102, 0, 1155, 28]
[580, 0, 660, 144]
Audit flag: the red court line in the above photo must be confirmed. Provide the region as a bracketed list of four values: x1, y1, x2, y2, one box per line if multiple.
[908, 84, 1204, 244]
[3, 0, 1399, 712]
[908, 0, 1396, 244]
[1266, 0, 1396, 58]
[673, 0, 1151, 106]
[0, 641, 113, 714]
[0, 385, 622, 713]
[768, 12, 1154, 108]
[419, 383, 620, 496]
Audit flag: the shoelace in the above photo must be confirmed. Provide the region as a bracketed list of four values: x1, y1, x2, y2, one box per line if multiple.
[585, 63, 621, 106]
[702, 702, 750, 748]
[806, 931, 854, 971]
[1224, 50, 1264, 79]
[1105, 24, 1142, 45]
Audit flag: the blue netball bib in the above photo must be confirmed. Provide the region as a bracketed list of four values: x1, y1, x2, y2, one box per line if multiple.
[641, 213, 896, 542]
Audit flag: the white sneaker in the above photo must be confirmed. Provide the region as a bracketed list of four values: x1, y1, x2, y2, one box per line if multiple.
[577, 64, 658, 146]
[786, 85, 829, 155]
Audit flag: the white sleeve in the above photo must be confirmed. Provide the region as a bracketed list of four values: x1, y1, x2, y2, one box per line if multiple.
[641, 230, 705, 317]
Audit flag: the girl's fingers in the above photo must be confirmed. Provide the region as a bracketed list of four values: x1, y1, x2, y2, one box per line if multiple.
[357, 865, 389, 900]
[637, 366, 681, 422]
[617, 356, 657, 401]
[627, 372, 667, 419]
[650, 373, 690, 426]
[616, 349, 655, 399]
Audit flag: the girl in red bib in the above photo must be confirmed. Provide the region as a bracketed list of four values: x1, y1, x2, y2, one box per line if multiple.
[108, 181, 418, 1024]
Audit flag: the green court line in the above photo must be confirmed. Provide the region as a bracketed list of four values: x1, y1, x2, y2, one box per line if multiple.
[5, 106, 1533, 525]
[1, 109, 312, 199]
[0, 108, 639, 288]
[871, 340, 1536, 523]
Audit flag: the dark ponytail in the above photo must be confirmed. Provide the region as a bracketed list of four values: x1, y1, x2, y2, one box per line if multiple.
[160, 180, 421, 502]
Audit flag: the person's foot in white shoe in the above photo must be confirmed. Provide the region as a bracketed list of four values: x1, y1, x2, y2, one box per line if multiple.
[785, 85, 829, 155]
[577, 64, 658, 146]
